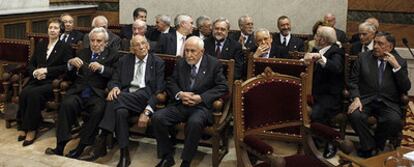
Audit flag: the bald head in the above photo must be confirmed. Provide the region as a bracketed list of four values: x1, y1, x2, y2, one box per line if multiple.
[324, 13, 336, 27]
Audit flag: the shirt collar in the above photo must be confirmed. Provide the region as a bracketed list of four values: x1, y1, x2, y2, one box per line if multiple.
[318, 45, 331, 56]
[135, 54, 148, 63]
[366, 40, 374, 50]
[176, 31, 185, 39]
[162, 27, 170, 34]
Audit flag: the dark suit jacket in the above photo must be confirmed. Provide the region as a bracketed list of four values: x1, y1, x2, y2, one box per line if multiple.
[204, 37, 244, 80]
[155, 31, 178, 55]
[83, 31, 121, 50]
[229, 32, 256, 51]
[335, 28, 348, 44]
[167, 54, 228, 110]
[66, 47, 119, 98]
[28, 40, 72, 85]
[273, 33, 305, 52]
[148, 27, 176, 42]
[349, 33, 360, 44]
[61, 30, 83, 45]
[107, 53, 165, 108]
[119, 24, 153, 40]
[192, 30, 211, 40]
[350, 41, 364, 55]
[349, 50, 411, 112]
[312, 44, 345, 96]
[250, 41, 289, 58]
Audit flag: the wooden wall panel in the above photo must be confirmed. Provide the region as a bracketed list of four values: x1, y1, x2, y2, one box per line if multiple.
[347, 21, 414, 48]
[348, 0, 414, 13]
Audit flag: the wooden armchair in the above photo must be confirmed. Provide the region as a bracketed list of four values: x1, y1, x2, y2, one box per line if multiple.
[0, 38, 32, 128]
[234, 67, 353, 167]
[128, 54, 235, 167]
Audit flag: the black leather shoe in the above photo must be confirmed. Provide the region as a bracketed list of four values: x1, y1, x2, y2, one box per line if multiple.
[117, 148, 131, 167]
[156, 157, 175, 167]
[17, 135, 26, 142]
[323, 142, 337, 158]
[78, 141, 107, 161]
[66, 148, 84, 159]
[22, 139, 35, 146]
[45, 148, 63, 156]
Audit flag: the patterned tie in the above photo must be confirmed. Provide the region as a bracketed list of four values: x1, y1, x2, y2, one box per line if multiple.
[189, 65, 197, 90]
[91, 53, 99, 61]
[129, 60, 144, 92]
[179, 36, 186, 56]
[215, 42, 221, 58]
[378, 60, 385, 86]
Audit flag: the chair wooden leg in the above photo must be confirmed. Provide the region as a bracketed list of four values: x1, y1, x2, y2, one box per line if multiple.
[211, 134, 220, 167]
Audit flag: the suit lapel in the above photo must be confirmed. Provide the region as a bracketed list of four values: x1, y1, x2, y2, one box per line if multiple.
[368, 53, 380, 88]
[145, 54, 153, 84]
[171, 32, 177, 54]
[193, 56, 208, 90]
[125, 54, 135, 84]
[221, 39, 231, 58]
[46, 41, 60, 65]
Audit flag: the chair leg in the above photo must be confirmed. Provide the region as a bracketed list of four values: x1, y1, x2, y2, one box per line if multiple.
[211, 134, 220, 167]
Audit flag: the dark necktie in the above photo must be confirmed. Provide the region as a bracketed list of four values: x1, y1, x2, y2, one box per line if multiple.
[378, 60, 385, 86]
[363, 45, 369, 52]
[61, 34, 68, 43]
[81, 53, 99, 98]
[189, 65, 197, 90]
[215, 42, 222, 58]
[282, 37, 287, 46]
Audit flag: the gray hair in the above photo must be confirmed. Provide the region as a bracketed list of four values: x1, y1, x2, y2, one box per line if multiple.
[238, 15, 252, 26]
[91, 15, 108, 29]
[359, 22, 377, 33]
[133, 19, 147, 30]
[174, 14, 192, 28]
[185, 36, 204, 49]
[88, 27, 109, 42]
[156, 14, 172, 26]
[318, 26, 337, 44]
[255, 28, 271, 37]
[213, 17, 230, 30]
[196, 15, 211, 28]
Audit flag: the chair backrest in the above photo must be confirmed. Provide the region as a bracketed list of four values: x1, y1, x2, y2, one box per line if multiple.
[0, 38, 32, 64]
[26, 32, 48, 57]
[154, 54, 178, 80]
[234, 67, 309, 142]
[344, 54, 358, 89]
[246, 54, 313, 98]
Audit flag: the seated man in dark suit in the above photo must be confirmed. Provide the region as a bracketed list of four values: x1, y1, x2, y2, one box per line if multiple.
[230, 15, 256, 51]
[80, 35, 165, 167]
[348, 32, 411, 157]
[152, 36, 228, 167]
[45, 27, 119, 158]
[251, 28, 288, 58]
[304, 26, 345, 158]
[350, 22, 377, 55]
[349, 17, 379, 44]
[155, 14, 193, 56]
[204, 17, 244, 80]
[324, 13, 347, 44]
[120, 19, 155, 51]
[147, 14, 175, 42]
[193, 15, 212, 40]
[59, 13, 83, 46]
[83, 15, 121, 50]
[120, 7, 147, 39]
[273, 15, 305, 52]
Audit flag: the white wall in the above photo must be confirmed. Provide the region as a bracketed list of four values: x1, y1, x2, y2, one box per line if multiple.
[120, 0, 348, 34]
[0, 0, 48, 9]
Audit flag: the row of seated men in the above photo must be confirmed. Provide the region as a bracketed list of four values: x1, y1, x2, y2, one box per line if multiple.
[15, 8, 411, 167]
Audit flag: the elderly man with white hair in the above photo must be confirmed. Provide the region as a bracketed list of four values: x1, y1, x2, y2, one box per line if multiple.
[351, 22, 377, 55]
[155, 14, 194, 56]
[147, 14, 175, 41]
[45, 27, 119, 159]
[152, 36, 228, 167]
[304, 26, 345, 159]
[83, 15, 121, 50]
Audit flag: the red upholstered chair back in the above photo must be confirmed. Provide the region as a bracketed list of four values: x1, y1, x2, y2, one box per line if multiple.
[154, 54, 178, 80]
[0, 38, 31, 64]
[234, 67, 309, 142]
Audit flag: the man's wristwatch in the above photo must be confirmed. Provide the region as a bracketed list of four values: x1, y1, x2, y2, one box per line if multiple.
[144, 110, 152, 117]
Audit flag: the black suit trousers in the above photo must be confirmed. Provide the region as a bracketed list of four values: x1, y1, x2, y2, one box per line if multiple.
[310, 94, 342, 125]
[349, 100, 402, 150]
[56, 94, 105, 145]
[152, 105, 212, 161]
[17, 83, 53, 131]
[99, 90, 149, 148]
